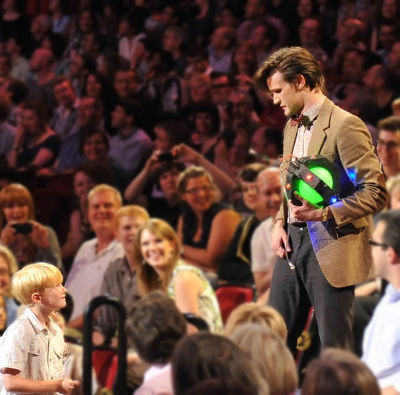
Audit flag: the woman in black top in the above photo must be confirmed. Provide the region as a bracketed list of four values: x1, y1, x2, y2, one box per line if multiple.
[177, 166, 241, 273]
[9, 101, 60, 171]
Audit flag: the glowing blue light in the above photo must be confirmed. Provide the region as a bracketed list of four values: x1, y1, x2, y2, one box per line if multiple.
[329, 196, 338, 204]
[347, 168, 357, 184]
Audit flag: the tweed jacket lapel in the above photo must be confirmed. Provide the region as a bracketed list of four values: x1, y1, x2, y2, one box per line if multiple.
[307, 97, 333, 156]
[284, 120, 298, 157]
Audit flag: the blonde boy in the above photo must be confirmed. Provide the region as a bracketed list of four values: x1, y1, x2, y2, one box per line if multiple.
[0, 263, 79, 394]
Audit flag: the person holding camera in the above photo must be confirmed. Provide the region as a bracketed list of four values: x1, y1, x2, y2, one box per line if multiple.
[0, 183, 62, 271]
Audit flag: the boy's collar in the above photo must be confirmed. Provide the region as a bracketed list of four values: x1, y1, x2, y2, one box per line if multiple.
[26, 306, 58, 335]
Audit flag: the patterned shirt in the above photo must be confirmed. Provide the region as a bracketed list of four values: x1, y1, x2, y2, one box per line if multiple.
[168, 262, 223, 334]
[0, 308, 67, 395]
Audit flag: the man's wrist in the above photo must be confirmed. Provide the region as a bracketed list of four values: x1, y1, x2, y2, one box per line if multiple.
[321, 207, 331, 222]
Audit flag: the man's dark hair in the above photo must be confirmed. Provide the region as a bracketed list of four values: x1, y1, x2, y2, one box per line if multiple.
[237, 163, 266, 182]
[6, 80, 29, 104]
[115, 98, 142, 123]
[255, 46, 325, 92]
[376, 210, 400, 257]
[154, 161, 186, 188]
[126, 291, 186, 364]
[377, 115, 400, 132]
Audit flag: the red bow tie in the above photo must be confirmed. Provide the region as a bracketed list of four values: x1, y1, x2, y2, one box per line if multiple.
[290, 114, 314, 129]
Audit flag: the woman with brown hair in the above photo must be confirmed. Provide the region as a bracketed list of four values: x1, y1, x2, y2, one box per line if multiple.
[8, 101, 60, 171]
[133, 218, 223, 333]
[0, 183, 62, 271]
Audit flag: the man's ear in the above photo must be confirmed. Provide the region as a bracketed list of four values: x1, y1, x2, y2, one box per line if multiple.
[31, 292, 41, 304]
[295, 74, 306, 91]
[387, 246, 400, 266]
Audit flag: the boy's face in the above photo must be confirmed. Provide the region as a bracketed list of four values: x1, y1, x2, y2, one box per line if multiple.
[39, 283, 67, 311]
[116, 215, 146, 255]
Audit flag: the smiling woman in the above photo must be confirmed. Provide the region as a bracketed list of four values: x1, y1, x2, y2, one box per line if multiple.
[134, 218, 223, 333]
[177, 166, 241, 273]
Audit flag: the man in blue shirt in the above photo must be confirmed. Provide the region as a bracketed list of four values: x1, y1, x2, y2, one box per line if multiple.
[362, 210, 400, 394]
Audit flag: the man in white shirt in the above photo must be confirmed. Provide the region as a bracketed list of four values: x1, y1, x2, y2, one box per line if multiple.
[251, 167, 282, 301]
[66, 184, 124, 330]
[362, 210, 400, 395]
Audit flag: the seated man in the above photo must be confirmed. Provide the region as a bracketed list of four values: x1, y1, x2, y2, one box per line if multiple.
[218, 163, 269, 285]
[93, 205, 149, 346]
[65, 184, 123, 330]
[362, 210, 400, 394]
[250, 167, 282, 301]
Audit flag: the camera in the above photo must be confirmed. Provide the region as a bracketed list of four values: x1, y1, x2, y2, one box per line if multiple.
[158, 151, 177, 162]
[11, 222, 33, 235]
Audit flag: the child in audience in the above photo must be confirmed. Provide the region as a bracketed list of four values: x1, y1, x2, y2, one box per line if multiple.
[0, 262, 79, 394]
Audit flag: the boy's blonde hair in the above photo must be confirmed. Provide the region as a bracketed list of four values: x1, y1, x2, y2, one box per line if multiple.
[12, 262, 63, 305]
[114, 205, 149, 229]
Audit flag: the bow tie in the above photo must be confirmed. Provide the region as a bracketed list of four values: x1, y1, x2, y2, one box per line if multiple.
[290, 114, 315, 129]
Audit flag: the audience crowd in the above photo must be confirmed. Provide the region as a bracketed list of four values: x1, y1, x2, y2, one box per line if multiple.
[1, 0, 400, 394]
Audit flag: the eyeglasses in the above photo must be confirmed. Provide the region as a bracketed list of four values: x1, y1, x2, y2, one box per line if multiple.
[377, 140, 399, 149]
[185, 185, 213, 194]
[369, 239, 389, 249]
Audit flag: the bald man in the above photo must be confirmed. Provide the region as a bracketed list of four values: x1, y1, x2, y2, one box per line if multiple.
[251, 167, 282, 300]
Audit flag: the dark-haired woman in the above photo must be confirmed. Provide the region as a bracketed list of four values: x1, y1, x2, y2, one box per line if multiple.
[9, 102, 60, 172]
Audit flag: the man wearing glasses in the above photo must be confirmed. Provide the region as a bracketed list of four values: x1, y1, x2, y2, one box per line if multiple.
[363, 211, 400, 394]
[376, 116, 400, 178]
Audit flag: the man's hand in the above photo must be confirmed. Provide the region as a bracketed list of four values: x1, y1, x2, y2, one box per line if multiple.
[272, 219, 291, 258]
[288, 193, 324, 222]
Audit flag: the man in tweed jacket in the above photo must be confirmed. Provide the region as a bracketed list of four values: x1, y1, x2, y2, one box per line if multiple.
[255, 47, 387, 353]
